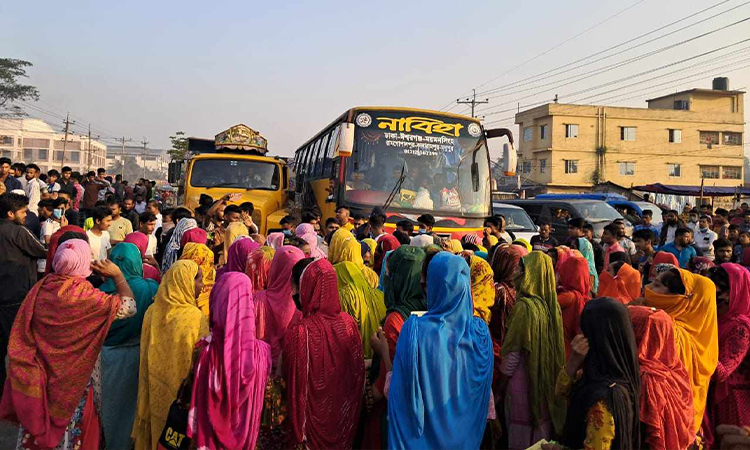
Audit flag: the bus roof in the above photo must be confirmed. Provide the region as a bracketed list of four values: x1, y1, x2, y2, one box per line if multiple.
[190, 152, 286, 165]
[294, 106, 481, 154]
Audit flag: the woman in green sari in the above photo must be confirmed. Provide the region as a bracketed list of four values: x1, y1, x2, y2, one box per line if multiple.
[99, 242, 159, 450]
[500, 251, 566, 450]
[333, 260, 386, 358]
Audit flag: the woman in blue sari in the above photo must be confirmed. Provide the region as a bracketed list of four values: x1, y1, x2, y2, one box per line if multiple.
[574, 237, 599, 293]
[99, 242, 159, 449]
[387, 252, 493, 449]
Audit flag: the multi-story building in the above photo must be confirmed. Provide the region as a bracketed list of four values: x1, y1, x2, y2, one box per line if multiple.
[106, 145, 167, 176]
[514, 78, 745, 192]
[0, 118, 107, 174]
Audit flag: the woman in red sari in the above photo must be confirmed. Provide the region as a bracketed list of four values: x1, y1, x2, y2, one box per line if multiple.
[0, 239, 136, 450]
[282, 258, 365, 449]
[374, 234, 401, 275]
[706, 263, 750, 442]
[556, 256, 591, 357]
[598, 261, 642, 304]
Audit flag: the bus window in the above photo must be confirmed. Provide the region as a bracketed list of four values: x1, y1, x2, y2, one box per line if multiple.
[310, 139, 323, 179]
[323, 126, 339, 176]
[314, 133, 331, 178]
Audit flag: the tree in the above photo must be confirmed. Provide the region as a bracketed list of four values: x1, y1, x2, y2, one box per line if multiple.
[0, 59, 40, 117]
[168, 131, 188, 161]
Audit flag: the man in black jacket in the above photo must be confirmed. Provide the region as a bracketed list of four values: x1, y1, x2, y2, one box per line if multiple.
[0, 193, 47, 391]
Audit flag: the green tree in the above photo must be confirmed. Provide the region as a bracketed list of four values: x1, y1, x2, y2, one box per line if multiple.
[168, 131, 188, 161]
[0, 59, 40, 117]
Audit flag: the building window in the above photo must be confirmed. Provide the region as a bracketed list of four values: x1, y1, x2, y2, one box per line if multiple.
[23, 148, 33, 160]
[540, 125, 548, 140]
[723, 132, 742, 146]
[620, 127, 636, 141]
[674, 100, 689, 110]
[668, 163, 681, 177]
[22, 138, 50, 148]
[722, 166, 742, 180]
[523, 127, 533, 141]
[700, 165, 720, 179]
[564, 160, 578, 174]
[522, 161, 532, 173]
[700, 131, 720, 145]
[38, 149, 48, 160]
[0, 150, 11, 158]
[619, 162, 635, 176]
[0, 135, 13, 146]
[70, 151, 80, 163]
[565, 124, 579, 138]
[53, 140, 79, 150]
[669, 129, 682, 143]
[540, 159, 547, 173]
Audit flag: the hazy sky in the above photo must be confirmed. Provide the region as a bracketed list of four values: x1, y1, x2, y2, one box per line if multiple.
[2, 0, 749, 160]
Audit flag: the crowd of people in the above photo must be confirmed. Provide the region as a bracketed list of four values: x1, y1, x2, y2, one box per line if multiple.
[0, 155, 748, 450]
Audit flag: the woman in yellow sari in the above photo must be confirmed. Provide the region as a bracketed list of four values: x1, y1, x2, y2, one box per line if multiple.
[468, 255, 495, 324]
[220, 222, 250, 265]
[179, 242, 215, 316]
[132, 260, 209, 450]
[443, 239, 463, 254]
[334, 260, 386, 358]
[328, 228, 379, 288]
[644, 267, 719, 434]
[362, 238, 377, 269]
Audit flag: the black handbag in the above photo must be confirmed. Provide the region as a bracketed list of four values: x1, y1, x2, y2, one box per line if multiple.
[157, 371, 195, 450]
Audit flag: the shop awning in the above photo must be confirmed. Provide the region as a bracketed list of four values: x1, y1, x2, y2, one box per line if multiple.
[633, 183, 750, 197]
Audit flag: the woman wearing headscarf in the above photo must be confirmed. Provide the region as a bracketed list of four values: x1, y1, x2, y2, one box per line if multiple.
[442, 238, 464, 254]
[216, 237, 260, 279]
[43, 225, 85, 275]
[187, 272, 271, 450]
[295, 223, 326, 259]
[161, 217, 197, 274]
[689, 256, 715, 276]
[132, 260, 209, 450]
[469, 255, 495, 324]
[574, 237, 599, 293]
[180, 242, 216, 316]
[648, 251, 680, 282]
[282, 259, 365, 449]
[489, 244, 526, 360]
[557, 298, 641, 450]
[705, 263, 750, 441]
[629, 306, 695, 450]
[374, 234, 401, 275]
[246, 246, 275, 293]
[0, 239, 136, 450]
[388, 252, 492, 449]
[179, 227, 207, 247]
[645, 267, 719, 434]
[100, 242, 159, 450]
[329, 228, 379, 288]
[501, 252, 566, 449]
[556, 256, 591, 357]
[266, 232, 285, 250]
[220, 222, 250, 266]
[597, 260, 642, 304]
[512, 238, 532, 253]
[463, 233, 488, 253]
[124, 231, 162, 282]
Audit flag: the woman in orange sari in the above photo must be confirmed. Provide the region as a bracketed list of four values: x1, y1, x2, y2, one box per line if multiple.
[556, 256, 591, 357]
[598, 261, 642, 304]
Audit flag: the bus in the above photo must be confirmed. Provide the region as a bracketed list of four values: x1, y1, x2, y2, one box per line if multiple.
[292, 107, 514, 239]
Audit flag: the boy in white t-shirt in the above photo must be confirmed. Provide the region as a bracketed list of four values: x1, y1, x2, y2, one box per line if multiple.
[138, 212, 159, 257]
[86, 206, 112, 261]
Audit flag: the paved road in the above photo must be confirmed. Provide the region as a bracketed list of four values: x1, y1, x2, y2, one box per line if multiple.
[0, 421, 17, 448]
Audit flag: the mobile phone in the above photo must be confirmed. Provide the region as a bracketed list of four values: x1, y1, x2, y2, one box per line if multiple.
[53, 208, 63, 219]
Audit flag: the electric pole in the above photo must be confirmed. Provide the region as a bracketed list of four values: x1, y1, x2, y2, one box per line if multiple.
[117, 136, 132, 178]
[141, 138, 149, 180]
[60, 113, 75, 170]
[86, 125, 100, 173]
[456, 89, 489, 118]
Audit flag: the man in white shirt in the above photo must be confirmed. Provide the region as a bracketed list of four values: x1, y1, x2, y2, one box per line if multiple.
[134, 195, 147, 214]
[86, 206, 112, 261]
[23, 164, 43, 216]
[147, 200, 162, 236]
[694, 215, 718, 260]
[139, 212, 159, 257]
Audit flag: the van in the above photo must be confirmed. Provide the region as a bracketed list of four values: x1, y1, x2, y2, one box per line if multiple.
[492, 203, 538, 243]
[502, 199, 627, 243]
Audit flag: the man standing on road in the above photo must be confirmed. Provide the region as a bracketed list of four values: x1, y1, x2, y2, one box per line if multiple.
[0, 193, 47, 392]
[0, 158, 21, 192]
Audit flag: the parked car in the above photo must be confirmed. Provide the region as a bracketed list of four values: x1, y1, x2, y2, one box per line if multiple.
[492, 202, 538, 243]
[535, 193, 644, 222]
[633, 201, 665, 229]
[502, 199, 629, 243]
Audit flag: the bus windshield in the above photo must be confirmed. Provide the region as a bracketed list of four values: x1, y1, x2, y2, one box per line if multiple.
[190, 159, 280, 190]
[344, 110, 490, 216]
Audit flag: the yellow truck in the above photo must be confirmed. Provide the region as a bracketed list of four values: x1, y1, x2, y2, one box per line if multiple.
[168, 124, 290, 234]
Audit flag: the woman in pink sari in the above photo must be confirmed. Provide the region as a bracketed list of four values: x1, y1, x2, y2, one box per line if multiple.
[266, 232, 285, 250]
[188, 272, 271, 450]
[295, 223, 326, 259]
[124, 232, 162, 283]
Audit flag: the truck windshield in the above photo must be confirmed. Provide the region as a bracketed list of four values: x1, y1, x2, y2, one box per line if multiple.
[190, 159, 280, 190]
[344, 110, 490, 216]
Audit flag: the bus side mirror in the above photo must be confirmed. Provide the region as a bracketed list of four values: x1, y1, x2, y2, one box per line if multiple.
[334, 123, 354, 157]
[471, 162, 480, 192]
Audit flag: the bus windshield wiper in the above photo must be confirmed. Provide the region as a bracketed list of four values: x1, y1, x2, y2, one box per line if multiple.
[207, 182, 250, 189]
[383, 163, 406, 212]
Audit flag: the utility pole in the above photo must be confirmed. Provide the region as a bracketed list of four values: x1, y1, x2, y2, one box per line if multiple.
[60, 113, 75, 170]
[117, 136, 132, 178]
[141, 138, 149, 180]
[86, 125, 100, 173]
[456, 89, 489, 118]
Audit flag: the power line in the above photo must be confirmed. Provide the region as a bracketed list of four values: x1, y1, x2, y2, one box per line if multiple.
[456, 89, 489, 118]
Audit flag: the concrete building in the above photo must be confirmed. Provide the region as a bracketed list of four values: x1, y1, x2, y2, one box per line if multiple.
[514, 79, 745, 192]
[106, 145, 167, 175]
[0, 119, 107, 174]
